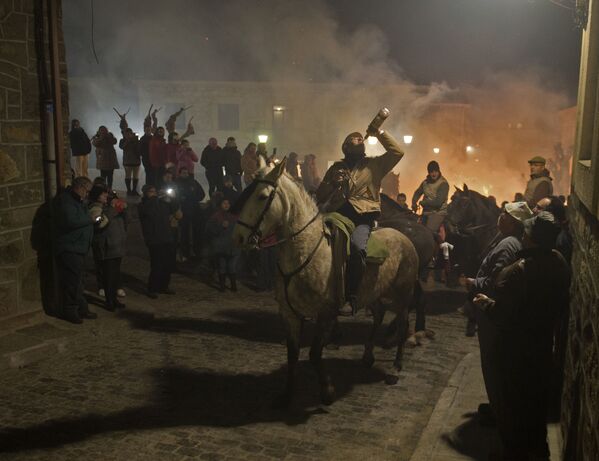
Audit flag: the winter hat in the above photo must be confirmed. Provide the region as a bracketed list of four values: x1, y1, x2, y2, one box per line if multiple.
[504, 201, 533, 222]
[427, 161, 440, 173]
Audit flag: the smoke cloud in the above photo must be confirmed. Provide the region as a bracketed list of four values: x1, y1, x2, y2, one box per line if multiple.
[63, 0, 574, 202]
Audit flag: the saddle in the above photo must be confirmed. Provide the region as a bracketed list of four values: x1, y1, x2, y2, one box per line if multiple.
[323, 212, 390, 304]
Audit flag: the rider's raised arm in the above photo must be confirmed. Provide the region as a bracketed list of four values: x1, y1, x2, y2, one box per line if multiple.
[370, 131, 404, 182]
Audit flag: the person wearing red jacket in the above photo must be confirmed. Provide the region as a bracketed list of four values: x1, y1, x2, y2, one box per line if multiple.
[149, 127, 167, 188]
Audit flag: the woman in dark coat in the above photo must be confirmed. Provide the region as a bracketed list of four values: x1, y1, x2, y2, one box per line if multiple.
[92, 126, 119, 189]
[69, 119, 92, 178]
[206, 198, 240, 292]
[88, 185, 128, 311]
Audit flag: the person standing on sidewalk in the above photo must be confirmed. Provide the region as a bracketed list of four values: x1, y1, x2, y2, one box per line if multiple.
[138, 185, 178, 298]
[52, 176, 98, 324]
[463, 201, 533, 424]
[206, 198, 240, 291]
[89, 185, 128, 311]
[69, 119, 91, 178]
[474, 212, 569, 461]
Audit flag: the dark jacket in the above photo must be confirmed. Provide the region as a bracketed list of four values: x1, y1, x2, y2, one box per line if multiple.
[93, 133, 119, 170]
[206, 210, 239, 256]
[139, 133, 152, 167]
[201, 145, 223, 171]
[472, 235, 522, 297]
[89, 202, 128, 260]
[222, 146, 242, 176]
[221, 185, 240, 205]
[138, 196, 177, 246]
[175, 176, 205, 213]
[53, 188, 93, 255]
[119, 136, 141, 167]
[69, 127, 91, 156]
[485, 247, 570, 368]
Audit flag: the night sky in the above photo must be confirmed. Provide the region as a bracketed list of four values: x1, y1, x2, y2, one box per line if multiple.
[63, 0, 583, 100]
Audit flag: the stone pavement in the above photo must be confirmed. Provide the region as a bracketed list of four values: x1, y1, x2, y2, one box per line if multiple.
[0, 207, 482, 460]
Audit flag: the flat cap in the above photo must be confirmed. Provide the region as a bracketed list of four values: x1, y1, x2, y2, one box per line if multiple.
[528, 155, 546, 164]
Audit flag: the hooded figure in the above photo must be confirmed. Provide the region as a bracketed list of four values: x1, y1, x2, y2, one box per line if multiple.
[411, 160, 449, 233]
[316, 128, 404, 315]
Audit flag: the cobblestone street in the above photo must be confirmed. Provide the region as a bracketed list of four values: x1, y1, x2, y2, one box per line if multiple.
[0, 214, 478, 461]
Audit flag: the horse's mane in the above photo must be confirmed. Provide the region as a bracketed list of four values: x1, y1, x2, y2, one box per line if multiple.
[255, 166, 318, 212]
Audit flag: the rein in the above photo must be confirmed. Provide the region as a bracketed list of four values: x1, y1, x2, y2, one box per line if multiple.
[238, 176, 325, 319]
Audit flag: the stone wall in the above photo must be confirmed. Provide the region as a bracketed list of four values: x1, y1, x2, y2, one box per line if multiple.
[562, 193, 599, 459]
[0, 0, 69, 323]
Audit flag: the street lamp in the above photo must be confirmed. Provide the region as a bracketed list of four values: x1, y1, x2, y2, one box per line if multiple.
[433, 147, 440, 154]
[258, 134, 268, 143]
[466, 145, 474, 154]
[368, 137, 378, 145]
[403, 135, 413, 145]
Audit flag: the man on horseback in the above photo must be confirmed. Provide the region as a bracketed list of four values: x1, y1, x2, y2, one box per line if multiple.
[316, 127, 404, 316]
[411, 160, 449, 234]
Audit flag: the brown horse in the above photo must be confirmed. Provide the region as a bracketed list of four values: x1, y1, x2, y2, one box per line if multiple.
[232, 159, 418, 406]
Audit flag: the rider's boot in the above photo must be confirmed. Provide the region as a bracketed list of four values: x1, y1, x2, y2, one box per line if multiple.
[340, 251, 366, 317]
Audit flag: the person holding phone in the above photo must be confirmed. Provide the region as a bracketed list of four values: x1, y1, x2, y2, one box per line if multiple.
[89, 185, 128, 311]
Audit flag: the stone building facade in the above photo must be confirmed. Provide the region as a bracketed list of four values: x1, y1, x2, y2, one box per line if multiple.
[0, 0, 69, 325]
[562, 0, 599, 459]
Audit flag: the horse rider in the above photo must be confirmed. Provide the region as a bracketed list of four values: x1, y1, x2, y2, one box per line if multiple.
[523, 156, 553, 209]
[316, 127, 404, 316]
[411, 160, 449, 234]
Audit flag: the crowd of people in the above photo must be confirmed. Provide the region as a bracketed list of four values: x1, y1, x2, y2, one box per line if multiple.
[60, 115, 570, 459]
[61, 110, 325, 318]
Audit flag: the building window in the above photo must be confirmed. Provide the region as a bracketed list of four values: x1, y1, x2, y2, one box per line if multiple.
[218, 104, 239, 131]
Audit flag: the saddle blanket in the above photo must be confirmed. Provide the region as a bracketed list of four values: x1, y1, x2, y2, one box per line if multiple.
[323, 212, 389, 265]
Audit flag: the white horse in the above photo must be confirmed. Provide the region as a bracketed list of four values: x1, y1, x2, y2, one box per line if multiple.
[232, 158, 418, 405]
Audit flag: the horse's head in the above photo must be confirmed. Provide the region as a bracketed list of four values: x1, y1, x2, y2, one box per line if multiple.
[447, 184, 475, 234]
[233, 157, 288, 249]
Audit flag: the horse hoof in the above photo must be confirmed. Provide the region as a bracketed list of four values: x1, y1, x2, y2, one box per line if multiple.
[406, 334, 419, 348]
[320, 385, 336, 406]
[384, 374, 399, 385]
[393, 360, 403, 372]
[362, 353, 375, 368]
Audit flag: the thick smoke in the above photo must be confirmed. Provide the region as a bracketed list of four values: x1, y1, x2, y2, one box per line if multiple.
[63, 0, 574, 201]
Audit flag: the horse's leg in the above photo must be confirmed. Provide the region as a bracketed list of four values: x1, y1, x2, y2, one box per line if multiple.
[362, 302, 384, 368]
[309, 313, 336, 405]
[276, 313, 303, 408]
[383, 314, 399, 349]
[393, 304, 410, 371]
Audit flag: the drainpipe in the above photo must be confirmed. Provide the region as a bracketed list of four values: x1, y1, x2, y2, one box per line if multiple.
[34, 0, 57, 199]
[48, 0, 66, 189]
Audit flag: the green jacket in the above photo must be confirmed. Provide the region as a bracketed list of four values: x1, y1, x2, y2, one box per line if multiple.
[412, 175, 449, 213]
[316, 131, 404, 214]
[53, 189, 93, 255]
[523, 170, 553, 208]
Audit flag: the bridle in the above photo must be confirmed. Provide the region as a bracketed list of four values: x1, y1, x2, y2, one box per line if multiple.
[236, 176, 324, 320]
[236, 178, 278, 247]
[236, 178, 321, 248]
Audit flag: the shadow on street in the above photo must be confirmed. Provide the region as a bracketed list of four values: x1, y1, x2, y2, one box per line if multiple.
[0, 359, 388, 453]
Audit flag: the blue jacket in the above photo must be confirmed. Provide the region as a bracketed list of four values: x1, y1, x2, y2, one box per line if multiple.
[53, 189, 93, 255]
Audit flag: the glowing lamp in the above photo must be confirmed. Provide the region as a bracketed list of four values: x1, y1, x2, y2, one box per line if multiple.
[433, 147, 440, 154]
[258, 134, 268, 143]
[403, 135, 413, 145]
[466, 145, 474, 154]
[368, 137, 378, 145]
